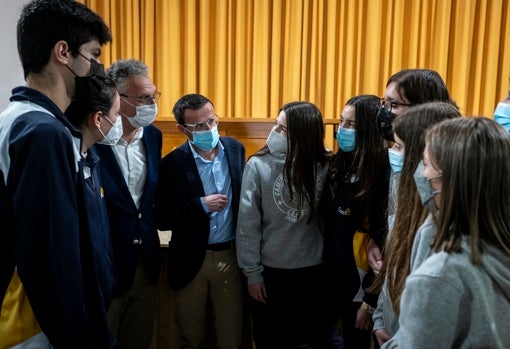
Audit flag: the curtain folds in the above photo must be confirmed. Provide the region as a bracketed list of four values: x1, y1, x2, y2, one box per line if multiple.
[80, 0, 510, 124]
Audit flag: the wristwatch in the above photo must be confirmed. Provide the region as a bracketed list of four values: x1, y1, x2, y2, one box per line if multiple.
[362, 301, 375, 315]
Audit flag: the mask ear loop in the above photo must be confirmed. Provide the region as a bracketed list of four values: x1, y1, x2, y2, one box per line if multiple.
[78, 52, 106, 79]
[428, 174, 442, 193]
[97, 121, 107, 140]
[65, 64, 79, 77]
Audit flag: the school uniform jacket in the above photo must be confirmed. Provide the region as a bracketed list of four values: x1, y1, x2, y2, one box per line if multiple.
[94, 125, 162, 297]
[155, 137, 245, 291]
[0, 87, 115, 348]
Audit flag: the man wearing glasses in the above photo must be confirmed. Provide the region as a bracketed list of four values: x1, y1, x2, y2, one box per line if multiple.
[155, 94, 246, 348]
[95, 59, 162, 349]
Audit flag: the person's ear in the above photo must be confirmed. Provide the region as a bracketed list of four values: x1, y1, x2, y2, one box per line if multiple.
[90, 110, 103, 128]
[176, 123, 188, 136]
[54, 40, 71, 65]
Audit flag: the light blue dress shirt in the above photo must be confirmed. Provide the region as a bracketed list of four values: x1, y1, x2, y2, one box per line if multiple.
[189, 141, 234, 243]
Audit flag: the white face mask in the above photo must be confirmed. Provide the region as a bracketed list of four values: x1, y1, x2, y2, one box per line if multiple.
[98, 116, 123, 145]
[123, 103, 158, 128]
[266, 129, 288, 154]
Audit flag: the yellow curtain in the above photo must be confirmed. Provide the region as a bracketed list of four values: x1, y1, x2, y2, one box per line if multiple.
[80, 0, 510, 123]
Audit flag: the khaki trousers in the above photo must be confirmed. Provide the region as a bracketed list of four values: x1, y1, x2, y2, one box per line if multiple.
[176, 249, 244, 349]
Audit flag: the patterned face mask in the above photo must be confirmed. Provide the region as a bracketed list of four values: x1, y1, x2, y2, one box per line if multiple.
[98, 115, 123, 145]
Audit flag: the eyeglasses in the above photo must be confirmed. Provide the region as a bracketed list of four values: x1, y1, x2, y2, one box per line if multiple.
[273, 120, 288, 133]
[380, 98, 413, 113]
[183, 115, 219, 132]
[120, 92, 161, 105]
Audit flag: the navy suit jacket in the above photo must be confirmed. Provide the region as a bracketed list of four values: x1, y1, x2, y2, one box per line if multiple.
[94, 124, 162, 297]
[155, 137, 245, 291]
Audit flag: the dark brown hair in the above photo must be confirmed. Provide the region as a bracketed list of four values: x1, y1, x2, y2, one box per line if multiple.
[253, 101, 331, 222]
[371, 102, 461, 314]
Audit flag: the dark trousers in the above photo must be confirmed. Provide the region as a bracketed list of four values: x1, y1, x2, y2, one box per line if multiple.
[341, 301, 373, 349]
[251, 264, 338, 349]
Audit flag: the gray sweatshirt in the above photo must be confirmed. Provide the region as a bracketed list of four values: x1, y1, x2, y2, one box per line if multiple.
[235, 151, 328, 285]
[409, 214, 436, 272]
[373, 213, 438, 337]
[382, 239, 510, 349]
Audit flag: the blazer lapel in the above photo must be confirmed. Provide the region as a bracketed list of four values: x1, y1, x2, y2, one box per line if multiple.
[179, 142, 205, 198]
[222, 139, 241, 194]
[96, 145, 138, 210]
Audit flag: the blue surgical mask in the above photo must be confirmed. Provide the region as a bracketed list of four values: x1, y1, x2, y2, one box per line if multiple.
[192, 126, 220, 151]
[336, 128, 356, 152]
[413, 161, 441, 213]
[98, 116, 123, 145]
[266, 130, 288, 154]
[388, 148, 404, 173]
[494, 102, 510, 132]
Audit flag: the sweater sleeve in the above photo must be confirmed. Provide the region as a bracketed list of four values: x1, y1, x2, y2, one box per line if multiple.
[409, 215, 436, 272]
[235, 159, 264, 285]
[381, 271, 463, 349]
[372, 279, 399, 336]
[372, 287, 386, 332]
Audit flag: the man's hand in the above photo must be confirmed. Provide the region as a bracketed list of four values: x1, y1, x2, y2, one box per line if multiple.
[204, 194, 228, 212]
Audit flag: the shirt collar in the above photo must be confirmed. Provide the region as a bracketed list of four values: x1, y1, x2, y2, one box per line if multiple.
[188, 139, 224, 162]
[118, 126, 144, 145]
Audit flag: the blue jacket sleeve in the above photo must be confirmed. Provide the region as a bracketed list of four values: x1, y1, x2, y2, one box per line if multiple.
[8, 116, 92, 348]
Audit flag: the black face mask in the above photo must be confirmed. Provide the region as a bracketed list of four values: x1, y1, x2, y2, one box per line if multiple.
[84, 56, 106, 79]
[66, 54, 107, 102]
[376, 107, 397, 142]
[73, 74, 106, 103]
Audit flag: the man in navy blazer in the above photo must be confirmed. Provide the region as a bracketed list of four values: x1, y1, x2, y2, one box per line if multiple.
[156, 94, 246, 348]
[94, 59, 162, 349]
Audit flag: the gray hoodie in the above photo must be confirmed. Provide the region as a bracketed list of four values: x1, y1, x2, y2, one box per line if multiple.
[373, 213, 437, 337]
[235, 151, 328, 285]
[382, 238, 510, 349]
[409, 214, 436, 272]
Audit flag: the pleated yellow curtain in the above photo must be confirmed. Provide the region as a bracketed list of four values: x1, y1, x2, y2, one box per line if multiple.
[80, 0, 510, 124]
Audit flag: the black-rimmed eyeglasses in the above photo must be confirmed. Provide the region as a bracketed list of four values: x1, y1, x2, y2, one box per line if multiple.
[380, 98, 413, 113]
